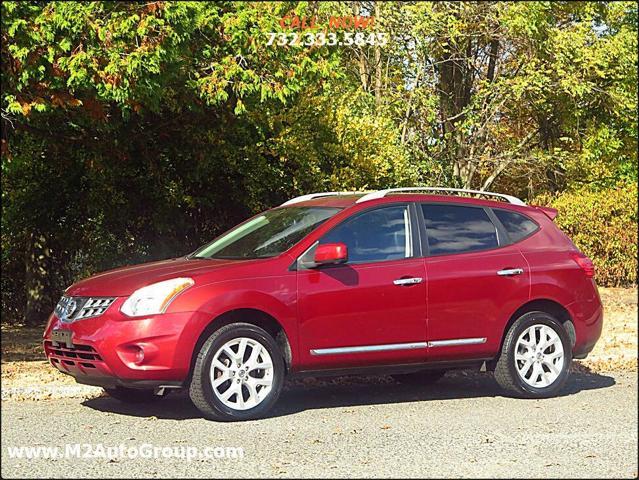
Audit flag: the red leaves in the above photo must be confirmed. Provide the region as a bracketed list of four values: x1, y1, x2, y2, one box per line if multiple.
[145, 2, 164, 14]
[50, 92, 82, 109]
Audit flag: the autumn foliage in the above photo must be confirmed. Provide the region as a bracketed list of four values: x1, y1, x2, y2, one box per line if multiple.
[1, 2, 637, 324]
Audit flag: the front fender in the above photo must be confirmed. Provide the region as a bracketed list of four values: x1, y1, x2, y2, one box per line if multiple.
[169, 274, 299, 371]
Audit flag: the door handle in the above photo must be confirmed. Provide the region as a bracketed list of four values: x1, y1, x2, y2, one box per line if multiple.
[497, 268, 524, 276]
[393, 277, 423, 286]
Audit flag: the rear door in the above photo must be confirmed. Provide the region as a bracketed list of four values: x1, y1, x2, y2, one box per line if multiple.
[420, 203, 530, 361]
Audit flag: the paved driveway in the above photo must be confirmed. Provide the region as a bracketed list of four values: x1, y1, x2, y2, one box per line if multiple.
[1, 371, 637, 478]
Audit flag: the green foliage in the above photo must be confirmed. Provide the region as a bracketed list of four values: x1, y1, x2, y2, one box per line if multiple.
[1, 2, 338, 114]
[535, 183, 638, 287]
[1, 1, 637, 324]
[375, 1, 638, 193]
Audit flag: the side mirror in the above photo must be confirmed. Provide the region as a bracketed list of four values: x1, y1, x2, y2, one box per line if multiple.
[313, 243, 348, 266]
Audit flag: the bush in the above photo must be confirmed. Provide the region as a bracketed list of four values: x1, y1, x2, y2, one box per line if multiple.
[534, 183, 638, 287]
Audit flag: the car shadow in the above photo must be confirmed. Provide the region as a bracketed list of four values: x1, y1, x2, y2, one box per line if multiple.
[81, 370, 617, 421]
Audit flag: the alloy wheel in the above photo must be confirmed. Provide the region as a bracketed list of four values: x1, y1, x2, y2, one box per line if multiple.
[514, 324, 565, 388]
[209, 337, 274, 410]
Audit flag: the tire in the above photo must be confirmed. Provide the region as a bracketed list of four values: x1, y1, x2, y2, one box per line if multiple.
[494, 311, 572, 398]
[189, 322, 285, 421]
[104, 386, 164, 403]
[392, 369, 446, 385]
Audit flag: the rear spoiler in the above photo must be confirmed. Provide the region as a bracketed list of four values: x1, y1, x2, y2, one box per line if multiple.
[532, 205, 558, 221]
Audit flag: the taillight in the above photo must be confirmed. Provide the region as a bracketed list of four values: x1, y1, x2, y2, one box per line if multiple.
[570, 252, 595, 278]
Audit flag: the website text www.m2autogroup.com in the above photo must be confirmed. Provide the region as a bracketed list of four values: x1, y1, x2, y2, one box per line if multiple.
[5, 443, 245, 462]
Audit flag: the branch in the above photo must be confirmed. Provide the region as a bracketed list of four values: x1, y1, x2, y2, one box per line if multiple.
[481, 130, 539, 190]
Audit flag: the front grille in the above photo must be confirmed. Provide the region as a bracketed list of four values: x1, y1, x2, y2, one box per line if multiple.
[44, 341, 103, 369]
[54, 296, 116, 323]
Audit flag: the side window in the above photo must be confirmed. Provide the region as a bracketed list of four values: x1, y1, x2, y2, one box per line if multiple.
[320, 205, 412, 263]
[493, 209, 539, 243]
[421, 204, 498, 255]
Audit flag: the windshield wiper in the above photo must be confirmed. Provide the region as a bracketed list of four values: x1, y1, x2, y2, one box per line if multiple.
[186, 254, 208, 260]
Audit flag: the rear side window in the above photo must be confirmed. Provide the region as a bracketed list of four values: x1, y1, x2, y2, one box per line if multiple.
[421, 204, 498, 255]
[320, 205, 412, 263]
[493, 209, 539, 243]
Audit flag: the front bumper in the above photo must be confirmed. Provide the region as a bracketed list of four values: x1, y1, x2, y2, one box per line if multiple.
[43, 298, 207, 389]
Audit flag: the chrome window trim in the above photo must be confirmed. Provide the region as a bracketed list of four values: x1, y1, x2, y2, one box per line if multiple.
[403, 207, 412, 257]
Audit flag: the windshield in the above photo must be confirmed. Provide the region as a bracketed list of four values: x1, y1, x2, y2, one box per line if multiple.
[191, 207, 341, 260]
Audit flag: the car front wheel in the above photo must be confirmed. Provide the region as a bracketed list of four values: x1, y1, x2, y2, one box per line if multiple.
[494, 311, 572, 398]
[189, 322, 285, 421]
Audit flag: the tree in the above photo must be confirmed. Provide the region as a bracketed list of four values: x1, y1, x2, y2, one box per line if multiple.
[341, 1, 637, 193]
[2, 1, 637, 324]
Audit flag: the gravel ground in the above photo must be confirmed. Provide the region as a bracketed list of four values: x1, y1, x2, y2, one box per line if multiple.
[1, 371, 637, 478]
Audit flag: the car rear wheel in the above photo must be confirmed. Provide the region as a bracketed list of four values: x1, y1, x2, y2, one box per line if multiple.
[392, 369, 446, 385]
[104, 386, 164, 403]
[189, 322, 285, 421]
[494, 311, 571, 398]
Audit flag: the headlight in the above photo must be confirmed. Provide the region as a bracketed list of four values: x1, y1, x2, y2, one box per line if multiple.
[121, 278, 194, 317]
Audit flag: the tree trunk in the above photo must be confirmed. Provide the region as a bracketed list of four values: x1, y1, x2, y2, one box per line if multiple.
[24, 233, 50, 327]
[354, 2, 369, 92]
[487, 39, 499, 82]
[437, 36, 474, 187]
[374, 2, 382, 107]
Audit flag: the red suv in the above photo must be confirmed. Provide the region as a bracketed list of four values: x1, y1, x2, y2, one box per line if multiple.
[44, 188, 603, 421]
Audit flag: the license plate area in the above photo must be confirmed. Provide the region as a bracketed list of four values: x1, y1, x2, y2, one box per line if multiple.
[51, 329, 74, 348]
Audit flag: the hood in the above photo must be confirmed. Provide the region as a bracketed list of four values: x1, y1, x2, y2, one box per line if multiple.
[66, 256, 259, 297]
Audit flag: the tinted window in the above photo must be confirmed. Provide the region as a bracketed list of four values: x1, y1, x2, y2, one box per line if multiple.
[421, 204, 498, 255]
[192, 207, 340, 259]
[494, 209, 539, 242]
[320, 206, 412, 263]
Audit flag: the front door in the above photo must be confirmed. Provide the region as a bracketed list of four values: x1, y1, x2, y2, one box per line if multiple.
[296, 204, 428, 370]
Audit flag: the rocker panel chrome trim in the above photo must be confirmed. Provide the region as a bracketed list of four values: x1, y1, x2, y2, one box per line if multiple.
[427, 337, 487, 347]
[310, 342, 427, 356]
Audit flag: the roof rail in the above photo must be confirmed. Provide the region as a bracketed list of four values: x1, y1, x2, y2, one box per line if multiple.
[356, 187, 526, 206]
[281, 191, 363, 206]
